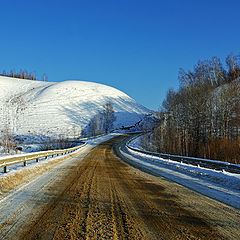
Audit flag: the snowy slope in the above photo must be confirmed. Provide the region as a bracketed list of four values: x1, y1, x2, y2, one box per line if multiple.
[0, 76, 151, 140]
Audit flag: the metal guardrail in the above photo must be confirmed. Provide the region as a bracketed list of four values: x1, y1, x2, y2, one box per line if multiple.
[126, 136, 240, 174]
[0, 143, 86, 173]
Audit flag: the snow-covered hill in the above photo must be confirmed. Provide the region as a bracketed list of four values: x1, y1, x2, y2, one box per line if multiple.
[0, 76, 151, 141]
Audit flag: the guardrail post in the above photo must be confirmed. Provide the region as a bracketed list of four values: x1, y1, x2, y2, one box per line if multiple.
[4, 166, 7, 173]
[23, 161, 26, 167]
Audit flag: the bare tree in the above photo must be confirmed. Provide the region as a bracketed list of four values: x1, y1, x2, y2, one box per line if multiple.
[42, 73, 48, 81]
[102, 101, 116, 133]
[85, 102, 116, 137]
[1, 124, 17, 154]
[148, 53, 240, 163]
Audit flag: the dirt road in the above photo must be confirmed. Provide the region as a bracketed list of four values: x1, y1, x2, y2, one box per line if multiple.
[1, 136, 239, 239]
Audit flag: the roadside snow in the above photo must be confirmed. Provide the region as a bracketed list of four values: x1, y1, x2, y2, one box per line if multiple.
[0, 133, 118, 176]
[119, 144, 240, 209]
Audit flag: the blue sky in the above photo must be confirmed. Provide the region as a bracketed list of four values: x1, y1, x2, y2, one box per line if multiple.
[0, 0, 240, 110]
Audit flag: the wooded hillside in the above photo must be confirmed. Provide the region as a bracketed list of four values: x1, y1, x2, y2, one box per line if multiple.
[146, 54, 240, 163]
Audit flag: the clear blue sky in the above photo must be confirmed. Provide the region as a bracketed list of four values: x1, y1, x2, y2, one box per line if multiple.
[1, 0, 240, 110]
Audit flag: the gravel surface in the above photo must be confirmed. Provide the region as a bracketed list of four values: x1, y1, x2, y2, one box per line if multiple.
[0, 135, 239, 239]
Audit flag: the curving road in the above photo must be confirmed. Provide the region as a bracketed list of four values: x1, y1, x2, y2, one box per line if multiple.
[0, 135, 239, 239]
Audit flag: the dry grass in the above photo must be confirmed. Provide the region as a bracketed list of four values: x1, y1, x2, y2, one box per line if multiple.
[0, 151, 79, 196]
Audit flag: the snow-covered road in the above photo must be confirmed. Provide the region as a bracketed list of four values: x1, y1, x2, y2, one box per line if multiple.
[0, 134, 117, 239]
[115, 137, 240, 210]
[1, 134, 239, 239]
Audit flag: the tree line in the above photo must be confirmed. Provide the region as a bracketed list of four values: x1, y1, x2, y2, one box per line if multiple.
[0, 69, 47, 81]
[144, 54, 240, 164]
[83, 101, 116, 137]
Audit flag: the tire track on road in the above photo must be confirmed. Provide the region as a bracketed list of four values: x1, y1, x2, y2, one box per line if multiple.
[2, 135, 238, 239]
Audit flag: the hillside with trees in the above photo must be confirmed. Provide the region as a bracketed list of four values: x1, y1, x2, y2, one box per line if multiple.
[0, 69, 47, 81]
[143, 54, 240, 164]
[0, 77, 150, 155]
[83, 101, 116, 137]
